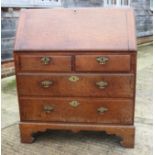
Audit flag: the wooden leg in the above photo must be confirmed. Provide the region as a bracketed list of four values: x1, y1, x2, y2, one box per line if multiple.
[20, 124, 34, 143]
[120, 128, 135, 148]
[105, 125, 135, 148]
[19, 122, 135, 148]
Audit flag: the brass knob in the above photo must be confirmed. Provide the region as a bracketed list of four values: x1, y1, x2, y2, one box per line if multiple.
[44, 105, 54, 113]
[96, 81, 108, 89]
[69, 100, 80, 107]
[97, 107, 108, 114]
[41, 56, 51, 64]
[96, 56, 109, 64]
[41, 80, 53, 88]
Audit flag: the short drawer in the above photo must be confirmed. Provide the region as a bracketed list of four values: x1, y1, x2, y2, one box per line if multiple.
[75, 54, 131, 72]
[17, 54, 72, 72]
[17, 74, 134, 97]
[20, 98, 133, 124]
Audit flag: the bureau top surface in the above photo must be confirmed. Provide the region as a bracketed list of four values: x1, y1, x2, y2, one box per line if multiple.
[14, 8, 136, 52]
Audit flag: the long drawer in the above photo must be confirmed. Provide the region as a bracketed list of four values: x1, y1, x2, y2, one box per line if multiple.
[17, 74, 134, 97]
[20, 98, 133, 124]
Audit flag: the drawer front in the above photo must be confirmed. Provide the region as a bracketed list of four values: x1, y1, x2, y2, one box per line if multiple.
[75, 55, 131, 72]
[17, 74, 134, 97]
[20, 98, 133, 124]
[17, 55, 72, 72]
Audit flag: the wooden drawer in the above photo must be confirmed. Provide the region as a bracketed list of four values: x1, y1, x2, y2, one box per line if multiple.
[75, 54, 131, 72]
[17, 54, 72, 72]
[17, 74, 134, 97]
[20, 98, 133, 124]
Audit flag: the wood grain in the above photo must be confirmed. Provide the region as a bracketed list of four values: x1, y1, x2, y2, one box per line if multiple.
[18, 54, 72, 72]
[20, 97, 133, 124]
[20, 122, 135, 148]
[14, 8, 137, 148]
[75, 54, 131, 72]
[14, 8, 136, 52]
[17, 74, 134, 97]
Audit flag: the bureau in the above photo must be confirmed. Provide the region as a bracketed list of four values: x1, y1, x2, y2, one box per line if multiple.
[14, 8, 137, 148]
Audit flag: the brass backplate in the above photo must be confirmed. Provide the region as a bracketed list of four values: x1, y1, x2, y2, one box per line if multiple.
[97, 107, 108, 113]
[69, 76, 79, 82]
[96, 81, 108, 89]
[41, 80, 53, 88]
[69, 100, 80, 107]
[96, 56, 109, 64]
[41, 56, 51, 64]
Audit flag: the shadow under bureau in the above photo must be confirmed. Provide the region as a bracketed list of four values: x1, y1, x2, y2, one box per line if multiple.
[14, 8, 137, 148]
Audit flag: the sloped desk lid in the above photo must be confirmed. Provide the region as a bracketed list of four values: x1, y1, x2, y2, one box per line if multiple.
[14, 8, 137, 52]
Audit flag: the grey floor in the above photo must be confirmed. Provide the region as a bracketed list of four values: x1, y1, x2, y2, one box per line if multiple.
[1, 44, 152, 155]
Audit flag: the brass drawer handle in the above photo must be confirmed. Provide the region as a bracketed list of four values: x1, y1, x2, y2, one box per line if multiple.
[44, 105, 54, 113]
[41, 56, 51, 64]
[69, 100, 80, 107]
[97, 107, 108, 114]
[96, 81, 108, 89]
[96, 56, 109, 64]
[41, 80, 53, 88]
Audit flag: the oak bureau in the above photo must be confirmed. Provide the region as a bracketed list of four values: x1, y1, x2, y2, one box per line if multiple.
[14, 8, 137, 148]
